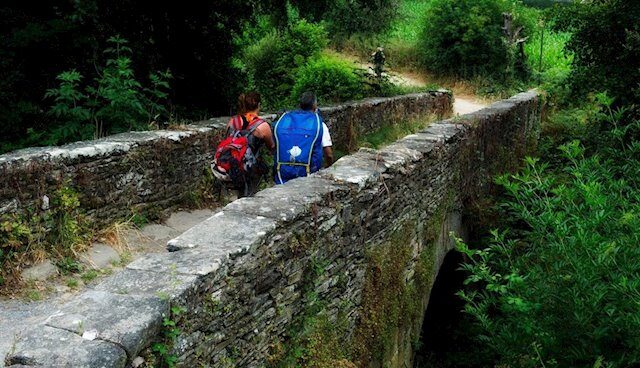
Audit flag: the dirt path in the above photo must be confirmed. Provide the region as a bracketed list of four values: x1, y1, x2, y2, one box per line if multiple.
[452, 95, 487, 115]
[343, 52, 489, 115]
[381, 69, 488, 115]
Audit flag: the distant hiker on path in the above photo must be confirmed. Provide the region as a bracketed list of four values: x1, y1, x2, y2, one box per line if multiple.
[273, 91, 334, 185]
[212, 92, 274, 197]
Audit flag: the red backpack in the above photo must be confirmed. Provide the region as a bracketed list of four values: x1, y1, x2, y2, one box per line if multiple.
[212, 115, 264, 187]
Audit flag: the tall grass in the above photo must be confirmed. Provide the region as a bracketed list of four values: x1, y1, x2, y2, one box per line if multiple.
[385, 0, 432, 70]
[389, 0, 431, 43]
[524, 28, 573, 90]
[338, 0, 432, 70]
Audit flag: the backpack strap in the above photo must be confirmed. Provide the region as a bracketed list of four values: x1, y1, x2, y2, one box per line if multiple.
[240, 115, 250, 130]
[227, 115, 242, 136]
[306, 112, 322, 173]
[247, 119, 266, 135]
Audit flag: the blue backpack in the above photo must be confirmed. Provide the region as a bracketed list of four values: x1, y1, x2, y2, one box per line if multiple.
[273, 110, 324, 184]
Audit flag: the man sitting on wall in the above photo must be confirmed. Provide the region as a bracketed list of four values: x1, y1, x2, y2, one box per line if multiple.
[273, 91, 334, 184]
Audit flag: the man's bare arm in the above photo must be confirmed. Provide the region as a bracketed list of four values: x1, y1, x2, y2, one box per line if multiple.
[323, 146, 334, 167]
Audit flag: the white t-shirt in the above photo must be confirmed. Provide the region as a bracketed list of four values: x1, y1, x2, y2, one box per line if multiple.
[322, 123, 332, 148]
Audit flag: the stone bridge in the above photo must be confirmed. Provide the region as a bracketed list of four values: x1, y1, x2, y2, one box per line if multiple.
[0, 91, 540, 367]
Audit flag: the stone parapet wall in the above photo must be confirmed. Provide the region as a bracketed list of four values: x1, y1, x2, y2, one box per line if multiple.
[0, 91, 451, 227]
[1, 91, 539, 368]
[321, 91, 452, 152]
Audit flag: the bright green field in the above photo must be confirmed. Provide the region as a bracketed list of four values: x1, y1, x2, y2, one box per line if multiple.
[389, 0, 431, 44]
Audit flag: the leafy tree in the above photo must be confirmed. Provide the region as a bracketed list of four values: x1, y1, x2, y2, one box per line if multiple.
[553, 0, 640, 106]
[256, 0, 400, 39]
[417, 0, 510, 78]
[241, 19, 328, 109]
[323, 0, 400, 41]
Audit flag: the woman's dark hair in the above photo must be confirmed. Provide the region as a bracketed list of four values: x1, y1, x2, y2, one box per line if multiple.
[238, 91, 261, 114]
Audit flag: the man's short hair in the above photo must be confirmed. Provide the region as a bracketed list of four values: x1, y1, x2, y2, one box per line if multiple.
[299, 91, 317, 111]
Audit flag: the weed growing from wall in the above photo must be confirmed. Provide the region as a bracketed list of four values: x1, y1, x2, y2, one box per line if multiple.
[187, 165, 227, 209]
[152, 305, 186, 368]
[0, 183, 90, 291]
[268, 256, 353, 368]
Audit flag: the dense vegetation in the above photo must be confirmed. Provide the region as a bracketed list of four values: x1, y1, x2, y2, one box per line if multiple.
[443, 1, 640, 367]
[418, 0, 512, 77]
[0, 0, 564, 153]
[0, 0, 405, 153]
[0, 1, 263, 152]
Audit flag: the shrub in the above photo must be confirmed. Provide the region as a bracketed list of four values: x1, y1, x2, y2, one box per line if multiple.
[43, 71, 94, 144]
[418, 0, 509, 78]
[242, 19, 328, 109]
[291, 54, 364, 105]
[0, 184, 90, 289]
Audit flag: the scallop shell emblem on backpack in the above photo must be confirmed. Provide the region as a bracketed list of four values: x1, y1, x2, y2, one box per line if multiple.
[288, 146, 302, 161]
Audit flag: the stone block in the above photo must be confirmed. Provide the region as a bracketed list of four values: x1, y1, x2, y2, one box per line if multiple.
[225, 177, 344, 223]
[165, 209, 216, 232]
[319, 150, 387, 189]
[5, 326, 127, 368]
[129, 242, 238, 276]
[140, 223, 182, 243]
[166, 210, 276, 252]
[92, 268, 197, 300]
[81, 243, 120, 269]
[20, 260, 58, 282]
[44, 290, 167, 358]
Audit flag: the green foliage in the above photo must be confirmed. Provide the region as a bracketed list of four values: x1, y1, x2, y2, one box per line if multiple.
[42, 36, 172, 145]
[418, 0, 510, 78]
[90, 36, 149, 135]
[153, 305, 186, 368]
[50, 185, 87, 252]
[267, 0, 399, 43]
[0, 1, 261, 152]
[241, 19, 328, 109]
[523, 0, 571, 8]
[553, 0, 640, 105]
[352, 222, 435, 365]
[66, 278, 79, 289]
[43, 70, 93, 144]
[56, 257, 83, 276]
[457, 103, 640, 366]
[389, 0, 431, 44]
[81, 270, 99, 283]
[188, 166, 222, 209]
[291, 54, 364, 105]
[130, 212, 150, 228]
